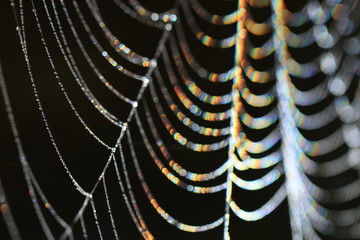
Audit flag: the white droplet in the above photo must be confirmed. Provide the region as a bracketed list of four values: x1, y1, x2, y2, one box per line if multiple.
[165, 24, 172, 31]
[328, 77, 346, 96]
[320, 53, 336, 75]
[343, 124, 360, 148]
[150, 59, 157, 68]
[151, 13, 159, 21]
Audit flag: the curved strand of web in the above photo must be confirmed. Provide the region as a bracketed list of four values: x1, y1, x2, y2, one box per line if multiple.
[188, 0, 240, 25]
[290, 80, 329, 106]
[71, 1, 146, 80]
[0, 57, 56, 240]
[306, 200, 360, 227]
[162, 47, 231, 109]
[278, 3, 333, 48]
[303, 201, 360, 239]
[154, 68, 230, 136]
[245, 17, 271, 36]
[229, 183, 287, 221]
[129, 121, 227, 193]
[135, 108, 230, 182]
[231, 164, 283, 190]
[285, 57, 320, 79]
[13, 0, 90, 197]
[147, 81, 230, 152]
[299, 147, 360, 177]
[288, 77, 344, 144]
[313, 25, 341, 50]
[79, 215, 88, 240]
[293, 125, 344, 157]
[128, 0, 177, 24]
[284, 26, 315, 48]
[54, 0, 135, 105]
[285, 4, 309, 27]
[293, 103, 338, 131]
[289, 154, 360, 234]
[280, 37, 344, 80]
[84, 0, 152, 66]
[246, 38, 275, 60]
[153, 67, 232, 121]
[22, 166, 56, 240]
[296, 160, 360, 204]
[173, 25, 234, 82]
[126, 128, 225, 231]
[304, 209, 360, 239]
[110, 0, 167, 29]
[0, 177, 22, 240]
[241, 109, 278, 130]
[89, 199, 104, 240]
[168, 41, 232, 105]
[289, 35, 360, 133]
[307, 0, 353, 25]
[234, 149, 282, 171]
[241, 59, 275, 83]
[172, 84, 231, 121]
[28, 169, 71, 231]
[284, 16, 358, 79]
[160, 49, 232, 110]
[284, 0, 354, 29]
[242, 127, 281, 154]
[113, 147, 154, 240]
[240, 87, 275, 107]
[285, 12, 356, 50]
[339, 108, 360, 151]
[101, 176, 120, 240]
[244, 10, 273, 61]
[180, 0, 236, 49]
[38, 0, 127, 128]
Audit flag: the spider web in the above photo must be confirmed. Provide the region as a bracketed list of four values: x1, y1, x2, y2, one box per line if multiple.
[1, 0, 360, 239]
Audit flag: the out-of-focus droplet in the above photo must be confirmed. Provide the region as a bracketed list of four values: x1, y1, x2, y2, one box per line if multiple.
[343, 124, 360, 148]
[151, 13, 159, 21]
[348, 148, 360, 169]
[320, 53, 337, 75]
[343, 56, 359, 73]
[343, 37, 360, 55]
[328, 77, 346, 96]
